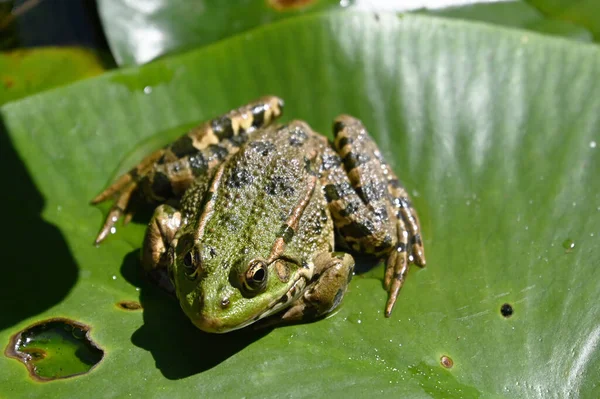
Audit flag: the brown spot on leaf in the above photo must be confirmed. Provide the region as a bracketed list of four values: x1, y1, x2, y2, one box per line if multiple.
[267, 0, 315, 11]
[3, 77, 14, 89]
[117, 300, 142, 311]
[440, 355, 454, 369]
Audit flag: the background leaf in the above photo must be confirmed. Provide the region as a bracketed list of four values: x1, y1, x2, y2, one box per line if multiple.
[1, 12, 600, 398]
[525, 0, 600, 41]
[97, 0, 348, 66]
[0, 47, 104, 106]
[98, 0, 596, 66]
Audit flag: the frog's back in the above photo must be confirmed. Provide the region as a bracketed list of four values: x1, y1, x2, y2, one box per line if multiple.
[198, 121, 333, 272]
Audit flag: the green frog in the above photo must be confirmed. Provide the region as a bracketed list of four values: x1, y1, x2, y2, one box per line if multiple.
[92, 96, 426, 333]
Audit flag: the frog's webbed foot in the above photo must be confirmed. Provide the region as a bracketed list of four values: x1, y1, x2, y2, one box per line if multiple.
[91, 96, 285, 244]
[254, 252, 354, 329]
[323, 115, 426, 317]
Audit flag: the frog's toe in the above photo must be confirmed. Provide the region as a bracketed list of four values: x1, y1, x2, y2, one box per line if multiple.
[94, 207, 123, 244]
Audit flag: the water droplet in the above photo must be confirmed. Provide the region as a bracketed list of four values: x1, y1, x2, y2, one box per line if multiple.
[143, 86, 152, 94]
[590, 141, 597, 149]
[112, 275, 117, 280]
[562, 239, 575, 252]
[109, 226, 116, 235]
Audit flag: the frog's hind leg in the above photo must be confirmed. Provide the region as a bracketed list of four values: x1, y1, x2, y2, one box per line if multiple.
[91, 96, 284, 244]
[255, 252, 354, 329]
[323, 115, 426, 317]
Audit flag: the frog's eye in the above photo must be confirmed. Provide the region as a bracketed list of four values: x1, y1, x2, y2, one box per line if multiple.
[243, 259, 268, 293]
[182, 249, 201, 278]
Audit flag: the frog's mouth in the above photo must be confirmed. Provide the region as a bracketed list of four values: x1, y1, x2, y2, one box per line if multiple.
[196, 276, 308, 333]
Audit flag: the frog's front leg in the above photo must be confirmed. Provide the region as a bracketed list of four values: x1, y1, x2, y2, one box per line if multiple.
[91, 96, 284, 244]
[257, 252, 354, 328]
[141, 204, 181, 293]
[322, 116, 426, 317]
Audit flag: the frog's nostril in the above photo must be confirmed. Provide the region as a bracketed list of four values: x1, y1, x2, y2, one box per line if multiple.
[220, 297, 230, 308]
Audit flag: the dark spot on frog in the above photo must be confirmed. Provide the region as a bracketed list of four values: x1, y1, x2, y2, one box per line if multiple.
[500, 303, 514, 318]
[321, 153, 342, 170]
[336, 136, 353, 149]
[5, 318, 104, 382]
[313, 219, 322, 235]
[289, 127, 308, 147]
[251, 104, 266, 128]
[410, 234, 423, 246]
[338, 220, 374, 239]
[117, 300, 142, 311]
[278, 224, 295, 244]
[209, 247, 217, 257]
[206, 144, 229, 162]
[249, 140, 276, 156]
[301, 260, 310, 269]
[333, 121, 346, 134]
[266, 175, 295, 196]
[342, 151, 370, 171]
[151, 172, 174, 199]
[211, 116, 234, 139]
[356, 182, 386, 203]
[170, 135, 198, 158]
[339, 201, 359, 217]
[226, 167, 253, 188]
[303, 156, 320, 176]
[230, 131, 249, 147]
[324, 184, 340, 201]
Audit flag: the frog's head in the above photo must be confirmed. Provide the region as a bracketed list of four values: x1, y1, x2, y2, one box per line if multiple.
[170, 234, 311, 333]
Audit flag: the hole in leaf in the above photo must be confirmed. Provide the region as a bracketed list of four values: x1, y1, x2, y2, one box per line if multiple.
[500, 303, 514, 318]
[117, 300, 142, 311]
[440, 355, 454, 368]
[4, 318, 104, 381]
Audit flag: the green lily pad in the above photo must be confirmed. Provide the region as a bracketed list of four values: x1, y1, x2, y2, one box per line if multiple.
[1, 12, 599, 397]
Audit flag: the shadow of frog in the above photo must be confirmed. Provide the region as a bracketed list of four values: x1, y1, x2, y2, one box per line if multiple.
[120, 250, 270, 379]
